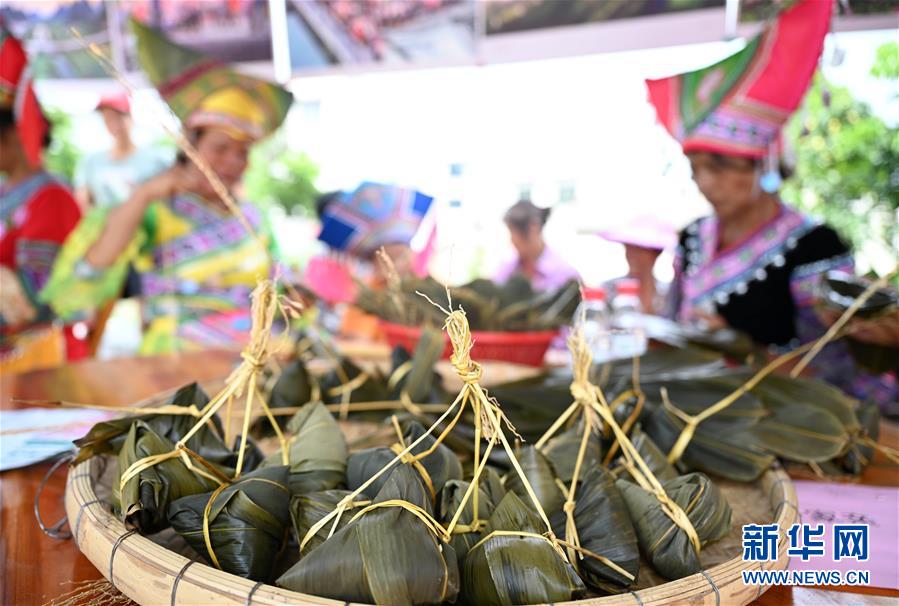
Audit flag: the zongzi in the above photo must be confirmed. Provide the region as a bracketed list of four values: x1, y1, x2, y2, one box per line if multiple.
[75, 383, 232, 465]
[503, 445, 564, 516]
[278, 465, 459, 606]
[118, 420, 221, 533]
[261, 402, 347, 495]
[617, 472, 731, 580]
[463, 491, 585, 606]
[551, 466, 639, 593]
[168, 465, 291, 581]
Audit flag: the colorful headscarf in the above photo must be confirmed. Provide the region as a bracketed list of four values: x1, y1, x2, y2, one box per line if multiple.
[0, 24, 48, 168]
[317, 182, 434, 257]
[130, 18, 292, 141]
[646, 0, 832, 159]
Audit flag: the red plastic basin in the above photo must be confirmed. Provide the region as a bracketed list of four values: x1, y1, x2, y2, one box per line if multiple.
[381, 321, 559, 367]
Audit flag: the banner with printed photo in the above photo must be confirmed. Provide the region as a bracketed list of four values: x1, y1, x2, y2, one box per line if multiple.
[1, 0, 112, 79]
[285, 0, 478, 73]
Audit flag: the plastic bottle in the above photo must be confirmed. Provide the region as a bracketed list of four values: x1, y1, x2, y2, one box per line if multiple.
[576, 286, 613, 363]
[610, 278, 648, 359]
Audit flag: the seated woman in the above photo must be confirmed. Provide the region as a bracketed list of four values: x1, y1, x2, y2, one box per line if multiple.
[1, 27, 83, 363]
[597, 215, 676, 314]
[651, 0, 896, 408]
[496, 199, 579, 291]
[40, 20, 292, 354]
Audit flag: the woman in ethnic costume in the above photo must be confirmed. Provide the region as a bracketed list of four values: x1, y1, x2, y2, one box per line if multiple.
[650, 0, 896, 410]
[40, 19, 292, 354]
[0, 25, 84, 361]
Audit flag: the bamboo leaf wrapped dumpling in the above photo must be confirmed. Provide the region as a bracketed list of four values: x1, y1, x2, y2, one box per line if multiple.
[464, 491, 585, 606]
[551, 467, 639, 593]
[262, 402, 347, 495]
[616, 472, 731, 580]
[642, 403, 774, 482]
[253, 359, 313, 437]
[541, 423, 601, 485]
[620, 428, 678, 483]
[277, 465, 459, 606]
[75, 383, 232, 465]
[502, 445, 564, 516]
[439, 479, 494, 568]
[347, 420, 462, 500]
[167, 466, 291, 581]
[118, 421, 221, 533]
[290, 489, 369, 555]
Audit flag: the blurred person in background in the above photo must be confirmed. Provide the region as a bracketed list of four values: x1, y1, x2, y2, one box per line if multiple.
[74, 92, 170, 210]
[40, 19, 291, 355]
[308, 183, 435, 339]
[74, 93, 170, 302]
[651, 0, 896, 410]
[0, 26, 83, 363]
[496, 199, 578, 291]
[597, 215, 676, 314]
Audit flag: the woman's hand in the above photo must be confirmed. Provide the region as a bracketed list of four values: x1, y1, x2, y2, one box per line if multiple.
[817, 306, 899, 347]
[693, 310, 728, 332]
[845, 311, 899, 347]
[0, 267, 37, 328]
[134, 165, 206, 205]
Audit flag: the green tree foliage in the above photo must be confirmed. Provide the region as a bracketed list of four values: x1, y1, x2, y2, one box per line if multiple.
[244, 134, 320, 215]
[870, 41, 898, 80]
[43, 106, 82, 184]
[782, 43, 899, 276]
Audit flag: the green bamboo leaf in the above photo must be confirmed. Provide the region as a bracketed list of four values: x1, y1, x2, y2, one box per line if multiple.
[291, 489, 364, 555]
[747, 373, 860, 434]
[621, 427, 678, 483]
[277, 466, 458, 605]
[540, 422, 601, 485]
[641, 378, 767, 429]
[119, 421, 221, 533]
[440, 479, 494, 568]
[463, 492, 585, 606]
[617, 472, 731, 580]
[168, 466, 291, 581]
[262, 402, 347, 495]
[503, 445, 564, 516]
[752, 403, 850, 462]
[551, 466, 640, 593]
[347, 420, 462, 499]
[75, 383, 231, 465]
[643, 406, 774, 482]
[841, 401, 879, 474]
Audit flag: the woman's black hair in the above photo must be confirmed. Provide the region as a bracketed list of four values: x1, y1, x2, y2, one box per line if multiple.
[315, 191, 342, 219]
[0, 107, 15, 134]
[0, 107, 52, 148]
[504, 199, 551, 232]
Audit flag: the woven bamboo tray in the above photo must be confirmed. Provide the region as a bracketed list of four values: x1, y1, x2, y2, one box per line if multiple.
[65, 423, 798, 606]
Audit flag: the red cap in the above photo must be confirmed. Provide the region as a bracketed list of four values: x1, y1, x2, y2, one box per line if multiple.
[581, 286, 607, 302]
[96, 92, 131, 114]
[616, 278, 640, 297]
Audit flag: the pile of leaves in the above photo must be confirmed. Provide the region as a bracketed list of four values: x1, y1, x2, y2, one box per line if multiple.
[356, 276, 581, 332]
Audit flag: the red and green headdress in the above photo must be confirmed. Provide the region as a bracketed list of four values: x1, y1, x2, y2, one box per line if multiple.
[646, 0, 832, 159]
[0, 23, 48, 168]
[130, 18, 292, 142]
